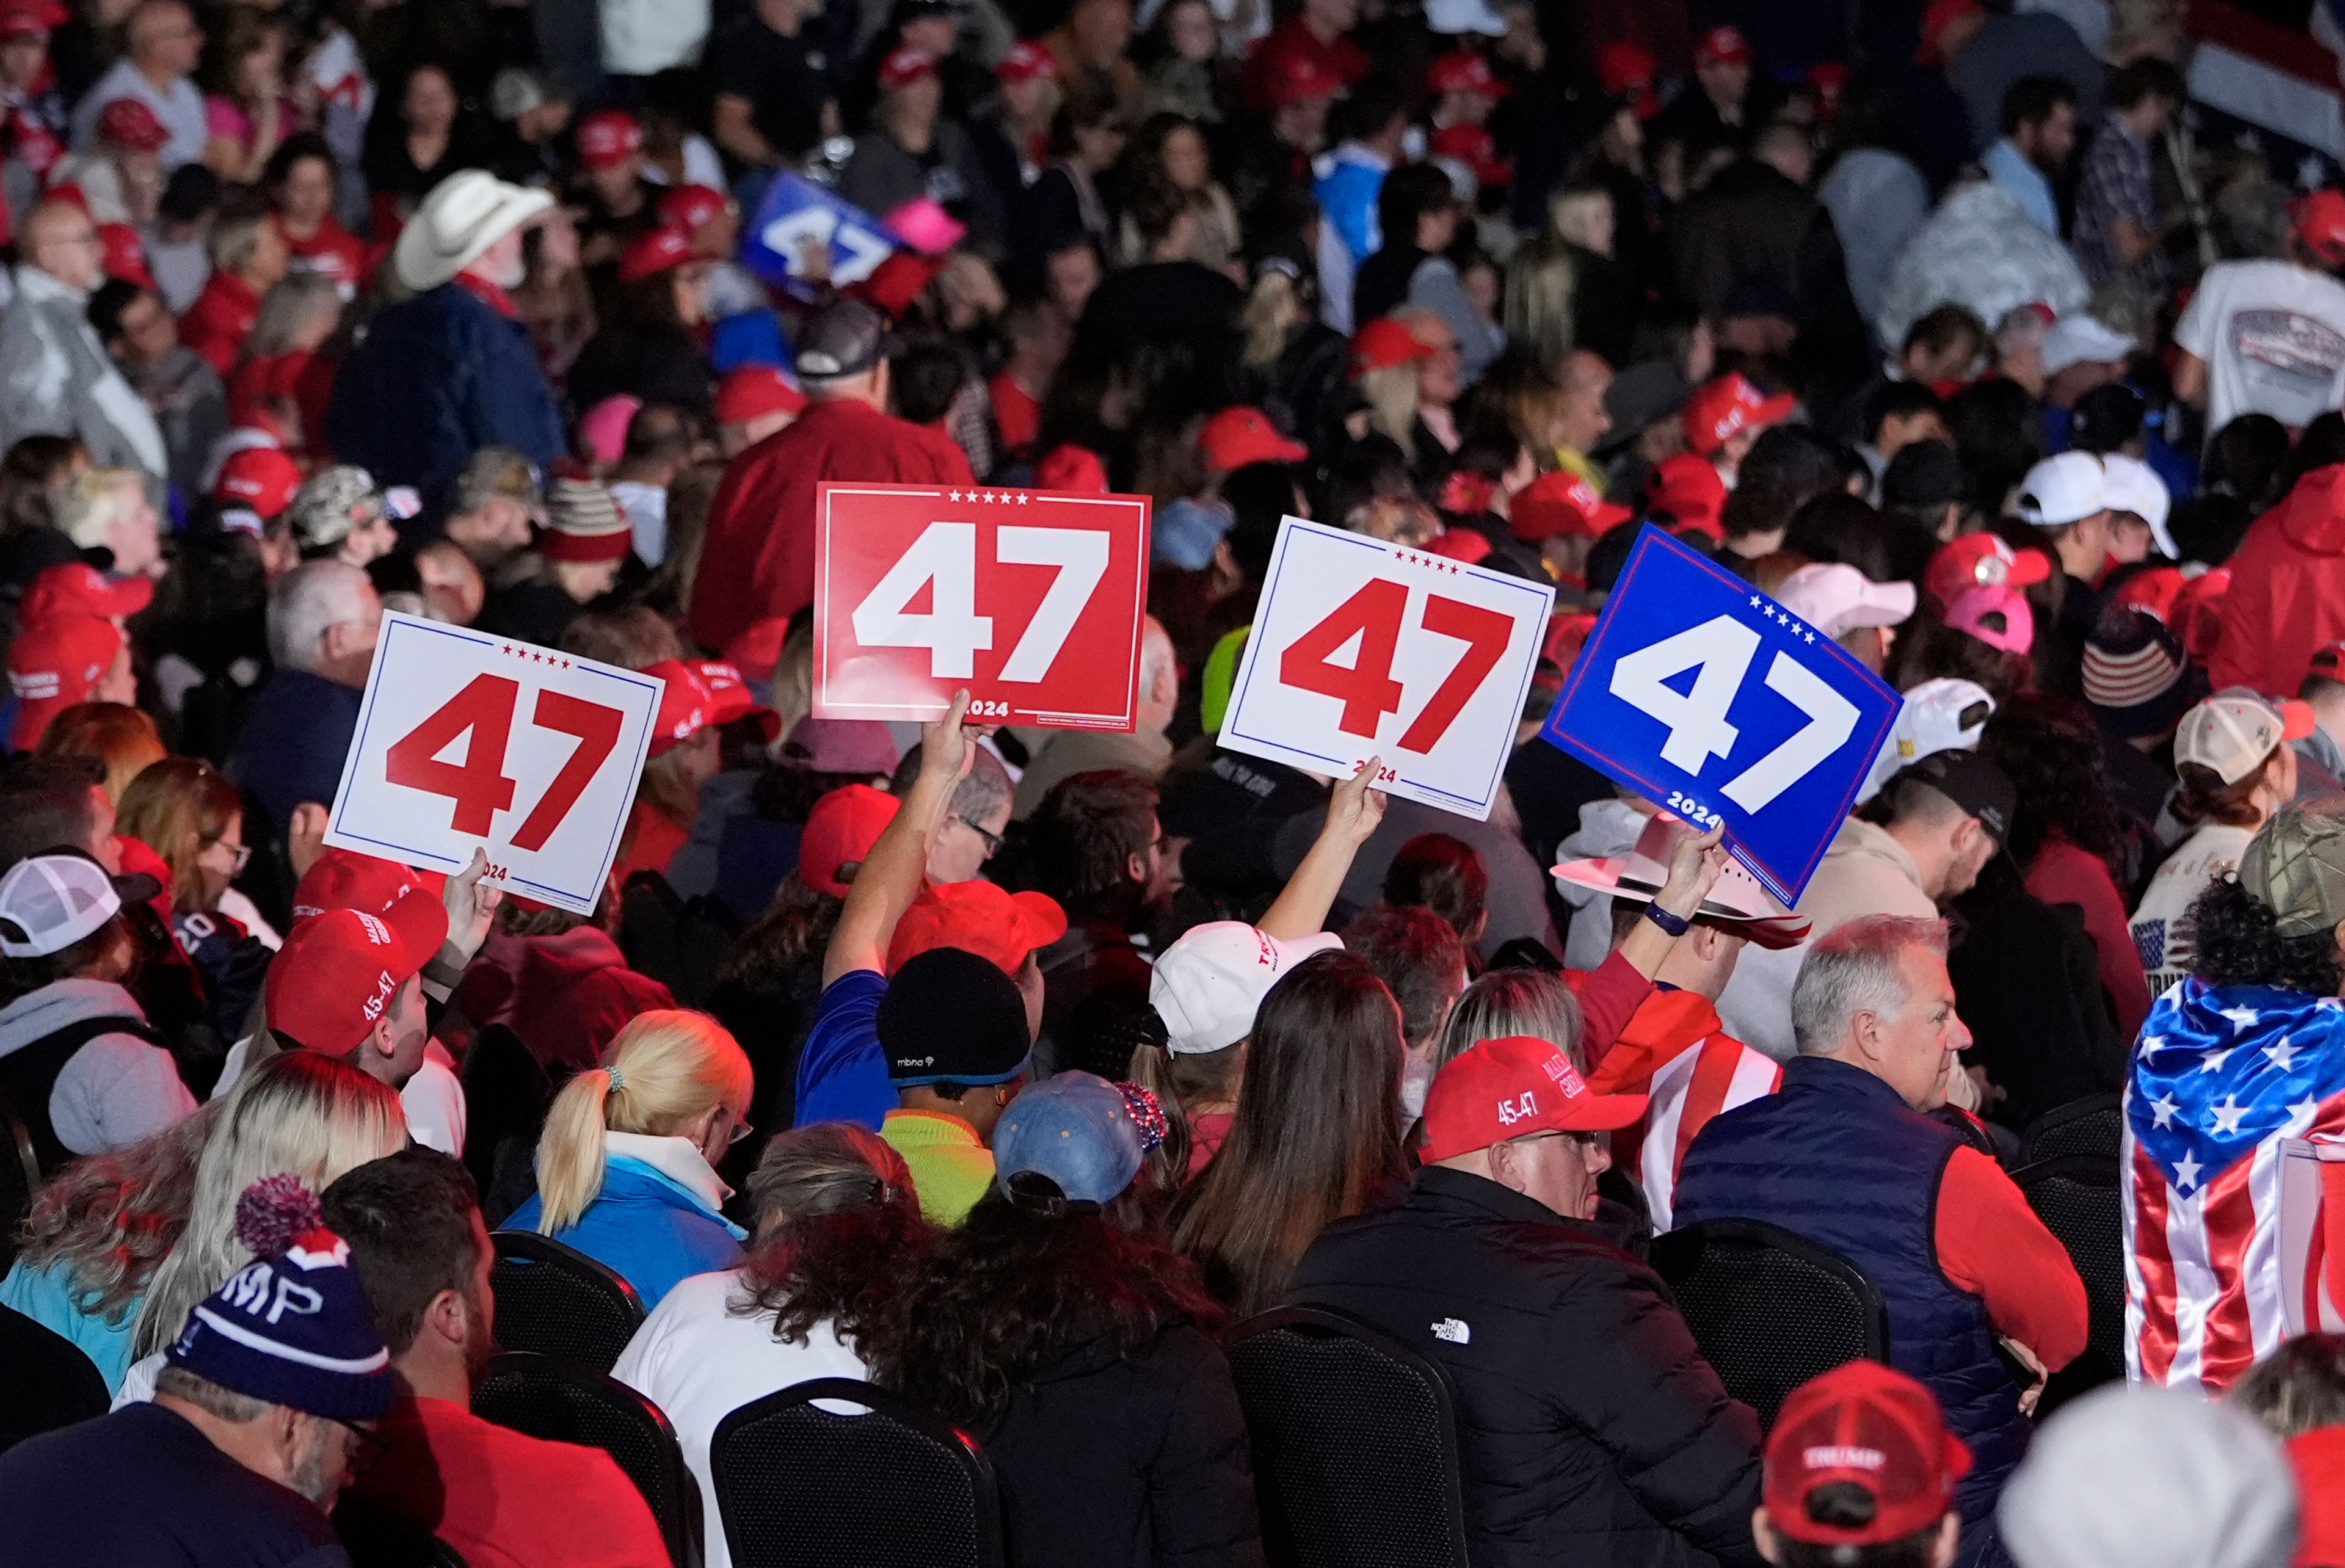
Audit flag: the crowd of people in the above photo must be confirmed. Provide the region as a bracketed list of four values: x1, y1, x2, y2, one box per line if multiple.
[1, 0, 2344, 1561]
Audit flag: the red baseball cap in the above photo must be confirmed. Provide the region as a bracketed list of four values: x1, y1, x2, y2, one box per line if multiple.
[714, 365, 806, 425]
[1419, 1034, 1646, 1162]
[1200, 406, 1307, 470]
[1922, 532, 2052, 612]
[885, 879, 1067, 976]
[656, 183, 730, 236]
[20, 561, 153, 625]
[1596, 41, 1659, 115]
[215, 445, 304, 521]
[1917, 0, 1981, 62]
[846, 247, 946, 318]
[1695, 24, 1751, 67]
[1649, 452, 1727, 537]
[1684, 373, 1795, 456]
[1427, 48, 1506, 99]
[879, 45, 939, 89]
[995, 39, 1059, 84]
[800, 783, 901, 896]
[1427, 526, 1491, 565]
[1352, 316, 1434, 376]
[619, 226, 695, 284]
[2294, 189, 2345, 268]
[1764, 1362, 1971, 1546]
[575, 109, 642, 169]
[1430, 123, 1512, 188]
[264, 894, 449, 1055]
[292, 848, 443, 924]
[1511, 470, 1630, 543]
[0, 0, 65, 38]
[1035, 443, 1108, 494]
[96, 96, 167, 151]
[1262, 51, 1342, 108]
[644, 658, 781, 756]
[97, 222, 151, 289]
[7, 614, 123, 751]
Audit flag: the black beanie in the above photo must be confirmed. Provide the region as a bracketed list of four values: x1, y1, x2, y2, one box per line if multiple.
[880, 947, 1031, 1087]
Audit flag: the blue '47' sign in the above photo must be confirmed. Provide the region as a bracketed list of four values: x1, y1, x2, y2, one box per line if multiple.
[1540, 524, 1899, 907]
[741, 174, 903, 303]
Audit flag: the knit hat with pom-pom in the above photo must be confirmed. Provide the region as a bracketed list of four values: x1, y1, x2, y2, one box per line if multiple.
[164, 1173, 394, 1420]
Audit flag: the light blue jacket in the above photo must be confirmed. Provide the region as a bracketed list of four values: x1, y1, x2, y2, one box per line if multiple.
[507, 1155, 747, 1310]
[0, 1257, 139, 1392]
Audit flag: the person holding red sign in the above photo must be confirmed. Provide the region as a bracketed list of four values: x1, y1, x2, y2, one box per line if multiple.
[688, 299, 973, 657]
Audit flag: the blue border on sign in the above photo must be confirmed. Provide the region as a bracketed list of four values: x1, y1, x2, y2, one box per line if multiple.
[336, 616, 663, 907]
[1539, 523, 1900, 905]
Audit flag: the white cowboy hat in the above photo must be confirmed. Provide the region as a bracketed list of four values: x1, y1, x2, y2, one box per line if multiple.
[393, 169, 554, 293]
[1552, 813, 1811, 950]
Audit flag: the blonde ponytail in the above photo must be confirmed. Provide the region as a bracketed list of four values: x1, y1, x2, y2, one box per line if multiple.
[533, 1010, 755, 1233]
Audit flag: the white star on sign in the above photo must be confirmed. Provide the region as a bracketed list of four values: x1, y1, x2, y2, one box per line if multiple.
[1804, 631, 1815, 644]
[1016, 492, 1029, 504]
[2266, 1036, 2299, 1072]
[1750, 595, 1763, 608]
[2150, 1094, 2179, 1129]
[2219, 1005, 2261, 1033]
[2209, 1095, 2250, 1136]
[2284, 1096, 2323, 1138]
[2173, 1150, 2203, 1192]
[948, 490, 964, 502]
[2202, 1047, 2234, 1074]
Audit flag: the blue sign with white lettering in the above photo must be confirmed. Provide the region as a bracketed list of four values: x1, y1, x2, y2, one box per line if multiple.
[741, 173, 903, 303]
[1539, 524, 1899, 907]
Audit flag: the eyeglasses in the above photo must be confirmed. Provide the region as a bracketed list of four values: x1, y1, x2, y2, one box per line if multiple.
[206, 840, 252, 874]
[327, 1416, 387, 1468]
[950, 814, 1005, 857]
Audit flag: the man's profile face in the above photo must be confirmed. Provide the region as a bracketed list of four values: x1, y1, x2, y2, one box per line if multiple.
[1871, 946, 1971, 1109]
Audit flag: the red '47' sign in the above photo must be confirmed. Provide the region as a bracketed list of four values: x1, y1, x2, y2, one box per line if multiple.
[812, 482, 1152, 728]
[1217, 517, 1555, 821]
[324, 612, 663, 915]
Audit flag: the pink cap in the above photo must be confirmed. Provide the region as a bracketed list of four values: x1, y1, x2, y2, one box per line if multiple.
[1944, 583, 2035, 655]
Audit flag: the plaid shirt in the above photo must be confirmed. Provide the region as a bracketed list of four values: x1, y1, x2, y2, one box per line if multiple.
[2075, 112, 2170, 289]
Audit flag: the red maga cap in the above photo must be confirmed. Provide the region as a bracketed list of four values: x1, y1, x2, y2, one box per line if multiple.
[1649, 452, 1728, 538]
[1418, 1034, 1646, 1161]
[1765, 1362, 1970, 1547]
[215, 445, 304, 521]
[995, 39, 1059, 84]
[264, 893, 448, 1055]
[96, 96, 167, 151]
[799, 783, 901, 897]
[1922, 532, 2051, 613]
[576, 109, 642, 169]
[714, 365, 805, 425]
[619, 225, 695, 284]
[1695, 24, 1751, 67]
[7, 614, 122, 751]
[1200, 406, 1307, 470]
[886, 880, 1067, 976]
[292, 848, 442, 925]
[20, 561, 153, 625]
[1427, 48, 1506, 99]
[879, 45, 939, 89]
[657, 183, 730, 236]
[1684, 373, 1795, 456]
[1511, 470, 1629, 543]
[644, 658, 780, 757]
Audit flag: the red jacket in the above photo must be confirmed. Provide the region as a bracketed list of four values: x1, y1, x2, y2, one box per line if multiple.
[686, 397, 974, 657]
[178, 270, 261, 379]
[1588, 989, 1780, 1231]
[2210, 463, 2345, 697]
[1240, 16, 1370, 111]
[277, 214, 371, 294]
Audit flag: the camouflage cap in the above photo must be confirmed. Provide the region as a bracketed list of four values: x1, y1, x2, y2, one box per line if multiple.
[2238, 798, 2345, 938]
[286, 465, 387, 551]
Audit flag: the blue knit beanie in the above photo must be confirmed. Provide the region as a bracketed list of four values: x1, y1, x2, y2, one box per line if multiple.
[165, 1174, 395, 1421]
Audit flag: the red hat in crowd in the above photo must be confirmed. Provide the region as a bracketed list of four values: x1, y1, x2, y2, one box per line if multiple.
[619, 225, 695, 284]
[97, 222, 152, 289]
[1511, 470, 1629, 544]
[1595, 42, 1659, 117]
[886, 879, 1067, 976]
[1430, 123, 1512, 188]
[264, 893, 449, 1055]
[21, 560, 153, 624]
[575, 109, 642, 170]
[96, 96, 168, 152]
[878, 45, 939, 89]
[1648, 452, 1728, 537]
[846, 248, 946, 318]
[539, 476, 633, 564]
[1682, 373, 1795, 456]
[1916, 0, 1982, 63]
[2294, 189, 2345, 268]
[0, 0, 66, 38]
[2114, 564, 2231, 662]
[714, 365, 805, 426]
[644, 658, 780, 757]
[995, 39, 1059, 84]
[1199, 406, 1307, 470]
[292, 848, 443, 924]
[1262, 51, 1342, 108]
[656, 184, 730, 236]
[1352, 316, 1434, 376]
[1764, 1362, 1971, 1546]
[1427, 48, 1507, 100]
[1922, 532, 2052, 613]
[1427, 527, 1491, 565]
[1694, 24, 1751, 68]
[215, 446, 304, 521]
[799, 783, 901, 897]
[7, 614, 123, 752]
[1035, 443, 1109, 493]
[1419, 1034, 1646, 1163]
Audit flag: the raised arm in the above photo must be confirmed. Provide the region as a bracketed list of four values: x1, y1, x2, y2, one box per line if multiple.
[1259, 757, 1387, 940]
[823, 689, 975, 985]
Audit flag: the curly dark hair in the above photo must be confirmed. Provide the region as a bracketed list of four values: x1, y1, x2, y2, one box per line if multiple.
[717, 874, 843, 988]
[2187, 877, 2345, 996]
[866, 1195, 1224, 1429]
[1977, 692, 2125, 874]
[735, 1125, 936, 1354]
[1887, 614, 2034, 704]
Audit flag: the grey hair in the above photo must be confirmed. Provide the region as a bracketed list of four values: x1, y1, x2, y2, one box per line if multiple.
[951, 744, 1013, 829]
[1790, 915, 1950, 1055]
[49, 467, 144, 550]
[155, 1363, 272, 1423]
[245, 274, 343, 359]
[267, 559, 376, 673]
[208, 208, 271, 276]
[1434, 966, 1585, 1076]
[743, 1123, 903, 1235]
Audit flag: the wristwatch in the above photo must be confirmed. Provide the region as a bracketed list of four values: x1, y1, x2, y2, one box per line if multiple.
[1642, 902, 1691, 938]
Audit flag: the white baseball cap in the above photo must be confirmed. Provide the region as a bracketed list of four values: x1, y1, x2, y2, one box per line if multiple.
[1858, 678, 1996, 804]
[2039, 314, 2136, 379]
[2015, 452, 2107, 529]
[2176, 689, 2315, 786]
[1149, 923, 1342, 1054]
[0, 851, 158, 959]
[2099, 454, 2176, 558]
[1775, 563, 1917, 639]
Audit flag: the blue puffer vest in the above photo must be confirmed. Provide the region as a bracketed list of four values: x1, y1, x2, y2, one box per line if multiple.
[1671, 1056, 2026, 1522]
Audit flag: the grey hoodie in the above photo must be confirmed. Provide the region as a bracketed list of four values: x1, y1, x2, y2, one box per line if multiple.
[0, 979, 195, 1157]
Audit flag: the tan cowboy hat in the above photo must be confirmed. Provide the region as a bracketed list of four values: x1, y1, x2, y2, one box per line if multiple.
[393, 169, 554, 293]
[1552, 813, 1812, 950]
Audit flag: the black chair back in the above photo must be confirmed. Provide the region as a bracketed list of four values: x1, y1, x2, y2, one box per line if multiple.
[0, 1095, 37, 1275]
[460, 1026, 554, 1227]
[710, 1377, 1004, 1568]
[0, 1302, 109, 1455]
[2010, 1155, 2126, 1381]
[1226, 1306, 1469, 1568]
[1652, 1219, 1891, 1428]
[471, 1351, 702, 1568]
[2021, 1094, 2123, 1165]
[335, 1494, 471, 1567]
[487, 1229, 646, 1374]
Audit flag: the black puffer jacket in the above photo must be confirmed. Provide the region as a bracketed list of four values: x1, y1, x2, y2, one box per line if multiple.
[1287, 1167, 1763, 1568]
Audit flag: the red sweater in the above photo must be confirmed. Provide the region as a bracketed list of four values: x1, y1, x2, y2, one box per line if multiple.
[2211, 464, 2345, 699]
[2026, 833, 2151, 1042]
[178, 270, 261, 379]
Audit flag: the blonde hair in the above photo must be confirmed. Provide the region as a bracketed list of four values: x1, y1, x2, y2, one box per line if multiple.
[1547, 187, 1612, 252]
[1502, 238, 1579, 367]
[134, 1051, 407, 1356]
[36, 702, 164, 804]
[51, 468, 145, 551]
[1359, 363, 1420, 460]
[116, 756, 244, 912]
[1241, 266, 1304, 368]
[534, 1009, 753, 1233]
[1434, 967, 1585, 1076]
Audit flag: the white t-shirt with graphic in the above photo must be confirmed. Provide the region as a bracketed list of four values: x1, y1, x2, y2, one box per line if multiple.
[2175, 259, 2345, 432]
[2130, 821, 2255, 999]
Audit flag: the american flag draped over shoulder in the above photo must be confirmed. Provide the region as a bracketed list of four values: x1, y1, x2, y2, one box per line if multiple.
[2125, 978, 2345, 1391]
[1590, 990, 1780, 1233]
